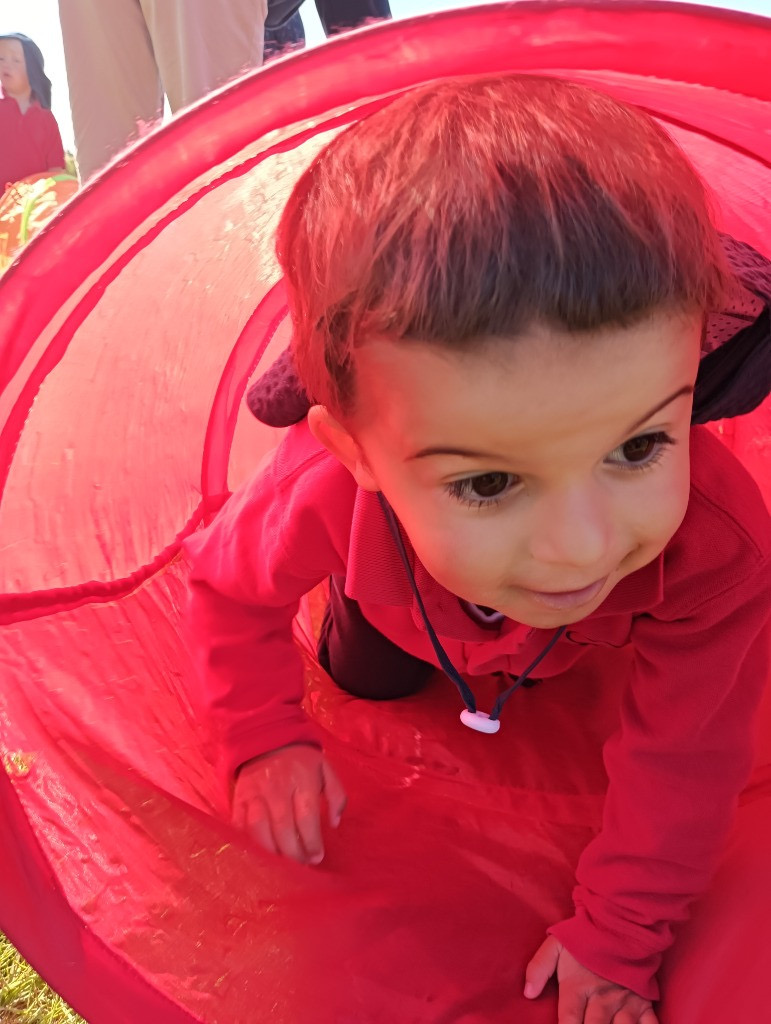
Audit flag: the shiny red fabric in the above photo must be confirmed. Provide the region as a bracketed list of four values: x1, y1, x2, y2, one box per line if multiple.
[0, 4, 769, 1022]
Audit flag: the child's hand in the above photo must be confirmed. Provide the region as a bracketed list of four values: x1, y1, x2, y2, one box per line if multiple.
[524, 937, 659, 1024]
[233, 744, 347, 865]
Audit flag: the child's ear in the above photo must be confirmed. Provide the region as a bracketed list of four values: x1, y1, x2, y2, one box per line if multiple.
[307, 405, 379, 491]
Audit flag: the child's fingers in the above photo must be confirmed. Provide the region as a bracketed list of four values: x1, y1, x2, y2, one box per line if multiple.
[321, 758, 347, 827]
[557, 987, 589, 1024]
[232, 747, 343, 864]
[611, 1012, 640, 1024]
[596, 993, 656, 1024]
[293, 785, 325, 864]
[243, 799, 280, 857]
[607, 993, 658, 1024]
[585, 996, 622, 1024]
[524, 936, 560, 998]
[264, 793, 309, 863]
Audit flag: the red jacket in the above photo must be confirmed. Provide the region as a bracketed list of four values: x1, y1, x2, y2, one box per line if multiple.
[186, 421, 770, 1000]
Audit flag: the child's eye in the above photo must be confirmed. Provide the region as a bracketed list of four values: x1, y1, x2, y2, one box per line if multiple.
[606, 431, 676, 471]
[446, 472, 517, 508]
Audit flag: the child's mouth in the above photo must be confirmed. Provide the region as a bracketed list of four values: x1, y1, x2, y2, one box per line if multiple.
[521, 576, 609, 611]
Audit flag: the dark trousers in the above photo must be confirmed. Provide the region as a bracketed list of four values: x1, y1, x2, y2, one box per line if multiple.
[264, 12, 306, 60]
[317, 576, 435, 699]
[265, 0, 391, 41]
[314, 0, 391, 35]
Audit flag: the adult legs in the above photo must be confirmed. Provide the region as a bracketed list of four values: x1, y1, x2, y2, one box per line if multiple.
[58, 0, 163, 180]
[318, 576, 435, 699]
[141, 0, 267, 114]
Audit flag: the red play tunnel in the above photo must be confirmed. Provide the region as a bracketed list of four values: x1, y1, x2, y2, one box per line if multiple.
[0, 4, 769, 1022]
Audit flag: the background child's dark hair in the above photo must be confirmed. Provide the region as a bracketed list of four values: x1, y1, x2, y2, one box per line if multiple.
[277, 75, 730, 415]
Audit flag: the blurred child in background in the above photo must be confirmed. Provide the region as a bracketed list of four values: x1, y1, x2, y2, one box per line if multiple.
[0, 33, 65, 187]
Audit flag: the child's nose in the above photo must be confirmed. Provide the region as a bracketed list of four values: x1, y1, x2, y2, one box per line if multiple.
[527, 485, 613, 569]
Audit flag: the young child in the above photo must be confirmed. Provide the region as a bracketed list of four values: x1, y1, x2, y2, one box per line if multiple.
[186, 76, 771, 1023]
[0, 33, 65, 187]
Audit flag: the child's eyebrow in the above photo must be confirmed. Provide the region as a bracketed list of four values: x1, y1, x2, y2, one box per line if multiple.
[407, 445, 499, 461]
[407, 385, 694, 462]
[624, 384, 694, 434]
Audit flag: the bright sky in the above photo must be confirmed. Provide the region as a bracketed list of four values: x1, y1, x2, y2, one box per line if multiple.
[0, 0, 768, 151]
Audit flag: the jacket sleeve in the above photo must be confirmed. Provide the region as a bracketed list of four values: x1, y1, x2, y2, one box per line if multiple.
[549, 562, 770, 1000]
[184, 432, 356, 782]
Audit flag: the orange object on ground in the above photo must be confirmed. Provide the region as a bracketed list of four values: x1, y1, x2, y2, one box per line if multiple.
[0, 171, 78, 271]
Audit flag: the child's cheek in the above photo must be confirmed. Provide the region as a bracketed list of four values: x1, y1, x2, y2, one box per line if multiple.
[404, 512, 509, 599]
[628, 448, 692, 559]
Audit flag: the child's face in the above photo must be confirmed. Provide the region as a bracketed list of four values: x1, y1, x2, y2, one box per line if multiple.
[340, 310, 702, 629]
[0, 39, 29, 98]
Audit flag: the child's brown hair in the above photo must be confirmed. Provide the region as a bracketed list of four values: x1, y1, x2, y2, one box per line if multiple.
[277, 75, 729, 416]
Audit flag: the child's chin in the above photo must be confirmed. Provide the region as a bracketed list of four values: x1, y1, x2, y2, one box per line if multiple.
[500, 595, 602, 629]
[531, 605, 595, 627]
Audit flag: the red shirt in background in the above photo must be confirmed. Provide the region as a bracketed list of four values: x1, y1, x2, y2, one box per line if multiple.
[0, 90, 65, 186]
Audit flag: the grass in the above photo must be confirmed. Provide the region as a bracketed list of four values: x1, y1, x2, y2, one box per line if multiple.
[0, 935, 84, 1024]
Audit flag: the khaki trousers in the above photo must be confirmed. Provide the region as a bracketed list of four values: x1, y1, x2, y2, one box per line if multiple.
[59, 0, 267, 179]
